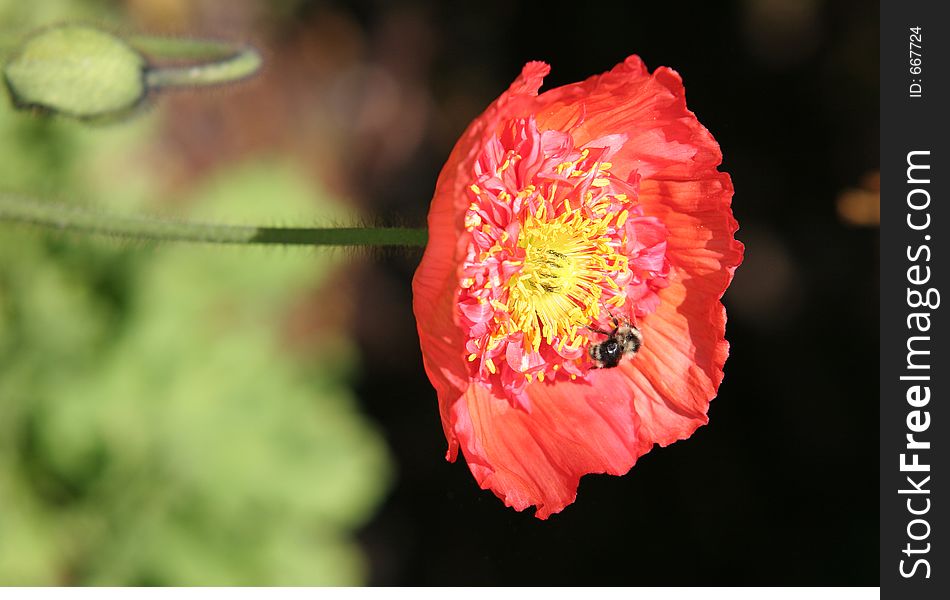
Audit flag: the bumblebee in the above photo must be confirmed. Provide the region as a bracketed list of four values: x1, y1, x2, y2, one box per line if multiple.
[588, 318, 642, 369]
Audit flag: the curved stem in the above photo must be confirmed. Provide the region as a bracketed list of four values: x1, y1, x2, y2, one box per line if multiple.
[0, 193, 427, 247]
[128, 35, 239, 61]
[129, 34, 262, 89]
[143, 44, 262, 89]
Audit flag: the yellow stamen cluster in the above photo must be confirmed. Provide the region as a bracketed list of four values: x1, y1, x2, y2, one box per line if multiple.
[460, 132, 637, 385]
[501, 199, 628, 354]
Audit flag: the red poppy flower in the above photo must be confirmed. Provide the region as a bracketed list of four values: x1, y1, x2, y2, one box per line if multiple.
[412, 56, 743, 519]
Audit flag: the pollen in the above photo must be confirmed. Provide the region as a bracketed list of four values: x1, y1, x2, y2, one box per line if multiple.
[504, 206, 620, 352]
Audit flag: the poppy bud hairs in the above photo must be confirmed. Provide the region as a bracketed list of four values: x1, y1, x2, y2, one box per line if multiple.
[412, 56, 743, 519]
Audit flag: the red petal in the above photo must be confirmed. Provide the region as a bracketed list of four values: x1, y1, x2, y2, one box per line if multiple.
[535, 56, 742, 452]
[535, 56, 722, 181]
[412, 62, 552, 460]
[624, 172, 743, 450]
[453, 378, 641, 519]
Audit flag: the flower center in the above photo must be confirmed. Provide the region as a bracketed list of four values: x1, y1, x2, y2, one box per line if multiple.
[455, 117, 670, 406]
[506, 203, 627, 354]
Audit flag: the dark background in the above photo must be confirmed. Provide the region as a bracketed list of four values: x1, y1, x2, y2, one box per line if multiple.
[332, 0, 880, 585]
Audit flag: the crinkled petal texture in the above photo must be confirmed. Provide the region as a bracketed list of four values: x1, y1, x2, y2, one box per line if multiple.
[412, 56, 743, 519]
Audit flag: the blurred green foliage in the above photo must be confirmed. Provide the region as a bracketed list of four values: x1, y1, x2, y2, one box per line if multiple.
[0, 1, 391, 586]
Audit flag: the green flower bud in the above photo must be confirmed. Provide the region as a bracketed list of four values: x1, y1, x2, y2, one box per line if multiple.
[3, 24, 146, 120]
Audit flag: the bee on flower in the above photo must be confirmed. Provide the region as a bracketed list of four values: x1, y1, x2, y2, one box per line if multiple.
[413, 56, 743, 519]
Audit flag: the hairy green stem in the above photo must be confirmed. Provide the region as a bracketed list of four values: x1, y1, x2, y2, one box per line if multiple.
[0, 194, 427, 247]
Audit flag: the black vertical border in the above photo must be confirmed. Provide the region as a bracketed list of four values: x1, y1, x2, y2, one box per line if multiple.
[881, 1, 948, 597]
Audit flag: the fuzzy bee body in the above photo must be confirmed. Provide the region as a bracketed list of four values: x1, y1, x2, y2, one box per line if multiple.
[588, 320, 642, 369]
